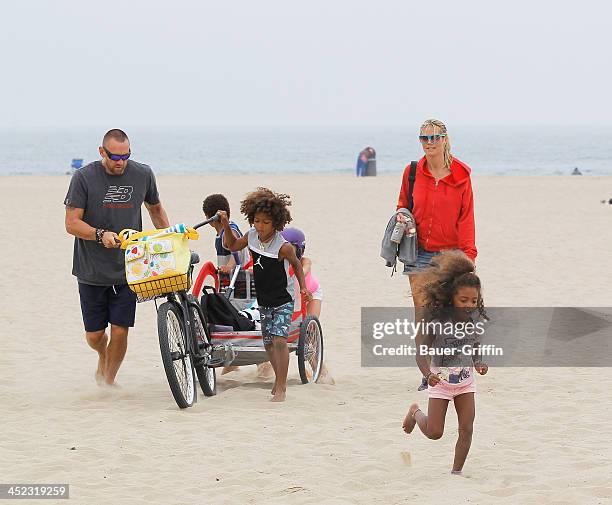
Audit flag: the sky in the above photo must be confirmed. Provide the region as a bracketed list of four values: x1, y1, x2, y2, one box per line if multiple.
[1, 0, 610, 127]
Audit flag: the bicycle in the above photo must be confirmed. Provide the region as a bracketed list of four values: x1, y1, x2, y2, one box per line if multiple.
[122, 215, 226, 409]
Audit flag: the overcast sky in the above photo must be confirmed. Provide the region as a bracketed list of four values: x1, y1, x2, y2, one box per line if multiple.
[1, 0, 610, 127]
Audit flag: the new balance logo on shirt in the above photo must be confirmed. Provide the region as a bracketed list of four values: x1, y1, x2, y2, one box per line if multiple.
[103, 185, 133, 204]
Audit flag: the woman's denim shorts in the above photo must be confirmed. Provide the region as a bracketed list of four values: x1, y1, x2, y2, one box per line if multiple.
[402, 248, 440, 275]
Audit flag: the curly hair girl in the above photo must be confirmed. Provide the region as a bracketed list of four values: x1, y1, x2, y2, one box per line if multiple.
[403, 249, 489, 475]
[420, 250, 486, 321]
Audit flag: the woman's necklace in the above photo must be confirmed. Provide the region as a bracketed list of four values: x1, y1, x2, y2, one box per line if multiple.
[430, 164, 450, 182]
[426, 155, 450, 179]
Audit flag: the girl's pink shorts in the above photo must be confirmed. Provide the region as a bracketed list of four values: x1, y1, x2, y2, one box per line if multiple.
[427, 373, 476, 401]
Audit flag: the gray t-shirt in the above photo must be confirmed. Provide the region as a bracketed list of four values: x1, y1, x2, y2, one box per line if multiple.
[64, 160, 160, 286]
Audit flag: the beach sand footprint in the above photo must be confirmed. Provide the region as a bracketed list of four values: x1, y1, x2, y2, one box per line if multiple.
[400, 450, 412, 466]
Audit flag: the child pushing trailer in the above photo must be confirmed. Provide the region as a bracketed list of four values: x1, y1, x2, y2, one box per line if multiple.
[192, 261, 324, 385]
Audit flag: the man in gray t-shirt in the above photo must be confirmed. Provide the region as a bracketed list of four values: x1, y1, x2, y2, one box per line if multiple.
[64, 129, 170, 387]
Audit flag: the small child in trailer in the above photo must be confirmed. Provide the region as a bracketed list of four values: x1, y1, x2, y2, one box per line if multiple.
[279, 227, 334, 384]
[202, 193, 249, 275]
[202, 193, 251, 375]
[402, 250, 488, 475]
[218, 188, 312, 402]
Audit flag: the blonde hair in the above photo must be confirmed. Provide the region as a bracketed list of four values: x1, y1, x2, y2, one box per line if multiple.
[420, 119, 452, 171]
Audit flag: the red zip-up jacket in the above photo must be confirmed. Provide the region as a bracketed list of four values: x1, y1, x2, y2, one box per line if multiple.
[397, 156, 477, 261]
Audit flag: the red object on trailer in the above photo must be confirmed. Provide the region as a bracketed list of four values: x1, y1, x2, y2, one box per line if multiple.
[191, 261, 219, 299]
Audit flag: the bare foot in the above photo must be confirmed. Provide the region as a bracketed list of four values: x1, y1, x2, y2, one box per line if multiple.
[451, 470, 463, 476]
[402, 403, 420, 434]
[257, 362, 274, 379]
[95, 368, 105, 386]
[100, 380, 121, 389]
[270, 390, 286, 402]
[221, 366, 239, 375]
[271, 382, 277, 395]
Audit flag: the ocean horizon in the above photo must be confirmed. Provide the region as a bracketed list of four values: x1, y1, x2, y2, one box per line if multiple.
[1, 125, 610, 176]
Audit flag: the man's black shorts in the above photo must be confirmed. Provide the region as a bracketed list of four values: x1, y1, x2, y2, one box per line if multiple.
[78, 283, 137, 332]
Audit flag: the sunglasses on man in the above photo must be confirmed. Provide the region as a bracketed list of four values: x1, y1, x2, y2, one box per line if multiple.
[104, 147, 131, 161]
[419, 134, 446, 144]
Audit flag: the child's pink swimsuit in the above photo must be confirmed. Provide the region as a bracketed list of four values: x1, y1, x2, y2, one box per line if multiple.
[305, 271, 323, 301]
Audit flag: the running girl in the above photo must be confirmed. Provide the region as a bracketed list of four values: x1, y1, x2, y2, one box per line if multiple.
[402, 250, 488, 475]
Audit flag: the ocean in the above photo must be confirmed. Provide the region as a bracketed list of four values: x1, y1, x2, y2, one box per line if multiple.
[1, 125, 610, 176]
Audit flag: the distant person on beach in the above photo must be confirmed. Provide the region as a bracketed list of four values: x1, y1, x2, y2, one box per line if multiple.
[396, 119, 477, 389]
[402, 250, 488, 475]
[218, 188, 312, 402]
[64, 129, 170, 387]
[356, 146, 376, 176]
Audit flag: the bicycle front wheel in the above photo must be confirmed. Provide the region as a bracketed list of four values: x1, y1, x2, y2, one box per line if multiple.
[158, 302, 196, 408]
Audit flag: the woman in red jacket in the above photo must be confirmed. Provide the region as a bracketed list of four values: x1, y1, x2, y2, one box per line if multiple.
[397, 119, 477, 391]
[397, 119, 477, 307]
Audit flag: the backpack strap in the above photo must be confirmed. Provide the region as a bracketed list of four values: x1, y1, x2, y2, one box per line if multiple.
[407, 160, 417, 212]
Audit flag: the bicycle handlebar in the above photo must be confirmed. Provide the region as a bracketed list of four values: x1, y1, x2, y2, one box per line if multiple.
[119, 216, 219, 248]
[193, 214, 220, 230]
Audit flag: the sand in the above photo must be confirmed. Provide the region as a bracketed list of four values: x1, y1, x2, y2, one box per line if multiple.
[1, 174, 612, 505]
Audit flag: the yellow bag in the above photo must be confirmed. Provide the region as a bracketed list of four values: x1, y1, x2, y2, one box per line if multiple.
[119, 224, 199, 302]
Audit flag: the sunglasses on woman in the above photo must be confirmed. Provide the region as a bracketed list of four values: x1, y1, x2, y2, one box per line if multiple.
[419, 134, 446, 144]
[104, 147, 131, 161]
